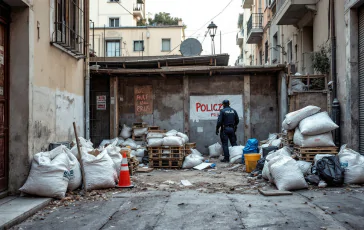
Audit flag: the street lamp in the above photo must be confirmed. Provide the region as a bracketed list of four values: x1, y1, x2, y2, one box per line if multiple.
[207, 21, 217, 55]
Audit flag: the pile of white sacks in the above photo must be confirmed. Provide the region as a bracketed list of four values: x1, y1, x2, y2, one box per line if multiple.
[282, 106, 339, 147]
[20, 138, 123, 199]
[147, 129, 189, 147]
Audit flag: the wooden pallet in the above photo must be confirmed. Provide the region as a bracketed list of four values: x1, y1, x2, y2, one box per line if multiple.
[148, 130, 166, 134]
[147, 126, 160, 131]
[132, 134, 146, 141]
[149, 159, 183, 169]
[184, 143, 196, 156]
[148, 146, 185, 160]
[128, 157, 139, 176]
[132, 122, 148, 128]
[294, 146, 338, 162]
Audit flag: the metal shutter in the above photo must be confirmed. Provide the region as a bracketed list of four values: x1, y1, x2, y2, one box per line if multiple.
[359, 6, 364, 152]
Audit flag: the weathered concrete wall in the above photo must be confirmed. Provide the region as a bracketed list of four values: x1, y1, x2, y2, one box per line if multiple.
[8, 6, 31, 193]
[250, 75, 279, 140]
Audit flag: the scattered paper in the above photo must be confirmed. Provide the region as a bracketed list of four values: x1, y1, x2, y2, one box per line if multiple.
[181, 180, 193, 186]
[193, 163, 213, 170]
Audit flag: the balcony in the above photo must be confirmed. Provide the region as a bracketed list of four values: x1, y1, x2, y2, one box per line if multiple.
[276, 0, 316, 26]
[242, 0, 253, 8]
[246, 13, 263, 44]
[236, 30, 244, 46]
[235, 55, 244, 66]
[133, 3, 144, 19]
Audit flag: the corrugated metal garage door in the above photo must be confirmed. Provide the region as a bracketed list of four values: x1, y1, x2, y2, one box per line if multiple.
[358, 6, 364, 152]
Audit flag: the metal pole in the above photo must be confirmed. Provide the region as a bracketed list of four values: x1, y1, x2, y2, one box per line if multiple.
[104, 24, 106, 60]
[330, 0, 340, 146]
[142, 32, 144, 60]
[92, 21, 95, 55]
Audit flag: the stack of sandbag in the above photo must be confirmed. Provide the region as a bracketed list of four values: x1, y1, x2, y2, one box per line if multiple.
[99, 137, 122, 149]
[259, 133, 282, 154]
[182, 149, 204, 169]
[120, 124, 132, 139]
[229, 145, 244, 164]
[135, 148, 146, 162]
[208, 142, 223, 158]
[282, 105, 320, 130]
[19, 145, 82, 199]
[162, 130, 187, 147]
[338, 145, 364, 184]
[294, 112, 338, 147]
[104, 140, 123, 177]
[262, 147, 292, 182]
[147, 132, 165, 147]
[133, 126, 148, 137]
[122, 138, 138, 149]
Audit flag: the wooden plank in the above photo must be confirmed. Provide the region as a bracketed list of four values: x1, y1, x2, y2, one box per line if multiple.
[136, 168, 154, 173]
[114, 77, 119, 138]
[244, 74, 251, 143]
[258, 189, 293, 196]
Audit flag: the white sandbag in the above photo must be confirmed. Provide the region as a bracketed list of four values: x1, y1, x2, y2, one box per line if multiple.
[79, 137, 94, 149]
[299, 112, 339, 135]
[147, 132, 165, 139]
[270, 139, 282, 147]
[99, 140, 112, 148]
[163, 136, 184, 146]
[269, 155, 308, 191]
[136, 157, 143, 162]
[282, 106, 321, 130]
[177, 132, 189, 143]
[105, 141, 123, 176]
[297, 161, 312, 176]
[338, 145, 364, 184]
[135, 148, 145, 157]
[130, 150, 137, 158]
[229, 146, 244, 159]
[293, 128, 335, 147]
[133, 127, 148, 137]
[262, 147, 292, 181]
[64, 148, 82, 191]
[120, 124, 132, 139]
[122, 138, 137, 149]
[182, 149, 204, 169]
[209, 142, 223, 158]
[81, 148, 117, 190]
[230, 155, 242, 164]
[165, 129, 178, 136]
[19, 146, 71, 199]
[117, 138, 124, 146]
[147, 138, 163, 147]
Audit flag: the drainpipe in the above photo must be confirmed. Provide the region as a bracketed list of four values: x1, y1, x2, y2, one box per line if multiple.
[85, 0, 90, 139]
[330, 0, 340, 146]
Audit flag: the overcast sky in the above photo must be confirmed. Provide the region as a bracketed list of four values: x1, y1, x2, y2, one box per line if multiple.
[146, 0, 242, 65]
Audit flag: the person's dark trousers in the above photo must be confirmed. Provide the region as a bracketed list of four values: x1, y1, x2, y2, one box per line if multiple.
[220, 127, 238, 160]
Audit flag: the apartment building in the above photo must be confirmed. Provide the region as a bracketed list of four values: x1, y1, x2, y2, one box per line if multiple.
[0, 0, 89, 194]
[235, 10, 253, 66]
[89, 0, 184, 57]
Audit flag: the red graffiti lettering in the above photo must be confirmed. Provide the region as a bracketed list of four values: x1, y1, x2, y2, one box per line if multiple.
[201, 104, 206, 111]
[196, 103, 201, 112]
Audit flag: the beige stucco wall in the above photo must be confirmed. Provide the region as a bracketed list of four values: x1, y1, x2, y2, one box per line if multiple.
[91, 26, 183, 57]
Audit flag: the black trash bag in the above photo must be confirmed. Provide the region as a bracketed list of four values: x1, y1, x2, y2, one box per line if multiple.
[256, 158, 266, 171]
[316, 156, 344, 186]
[305, 174, 320, 185]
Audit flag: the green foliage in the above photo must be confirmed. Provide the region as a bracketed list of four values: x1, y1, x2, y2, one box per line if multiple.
[311, 44, 331, 74]
[148, 12, 181, 26]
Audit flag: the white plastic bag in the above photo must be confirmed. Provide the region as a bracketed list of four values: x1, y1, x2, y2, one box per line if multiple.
[293, 128, 335, 147]
[209, 142, 223, 158]
[82, 148, 117, 190]
[148, 138, 163, 147]
[135, 148, 145, 157]
[133, 127, 148, 137]
[299, 112, 339, 135]
[99, 140, 112, 148]
[147, 132, 165, 139]
[120, 124, 132, 139]
[19, 146, 71, 199]
[182, 149, 204, 169]
[270, 139, 282, 147]
[262, 147, 291, 181]
[229, 146, 244, 159]
[165, 129, 178, 136]
[230, 155, 242, 164]
[122, 138, 137, 149]
[71, 137, 94, 159]
[296, 161, 312, 176]
[282, 106, 321, 130]
[269, 155, 308, 191]
[338, 145, 364, 184]
[177, 132, 189, 143]
[163, 136, 184, 146]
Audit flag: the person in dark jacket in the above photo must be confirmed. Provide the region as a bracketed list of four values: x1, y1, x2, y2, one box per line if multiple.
[216, 99, 239, 162]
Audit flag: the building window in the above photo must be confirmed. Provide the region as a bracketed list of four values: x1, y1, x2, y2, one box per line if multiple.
[287, 41, 293, 63]
[106, 41, 120, 57]
[134, 40, 144, 51]
[53, 0, 86, 57]
[109, 0, 119, 2]
[272, 33, 278, 63]
[109, 18, 119, 27]
[161, 39, 171, 51]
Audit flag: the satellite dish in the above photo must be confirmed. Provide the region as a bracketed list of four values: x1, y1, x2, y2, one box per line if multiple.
[180, 38, 203, 57]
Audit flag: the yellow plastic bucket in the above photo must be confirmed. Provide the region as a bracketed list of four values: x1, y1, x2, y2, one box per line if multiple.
[244, 154, 261, 173]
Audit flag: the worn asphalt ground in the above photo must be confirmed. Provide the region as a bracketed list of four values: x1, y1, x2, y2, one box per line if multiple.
[10, 188, 364, 230]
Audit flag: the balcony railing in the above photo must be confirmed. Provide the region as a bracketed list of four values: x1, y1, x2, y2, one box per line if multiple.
[247, 13, 263, 36]
[133, 3, 143, 12]
[276, 0, 287, 12]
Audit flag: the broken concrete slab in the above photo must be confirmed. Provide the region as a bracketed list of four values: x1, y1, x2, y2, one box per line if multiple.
[258, 189, 293, 196]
